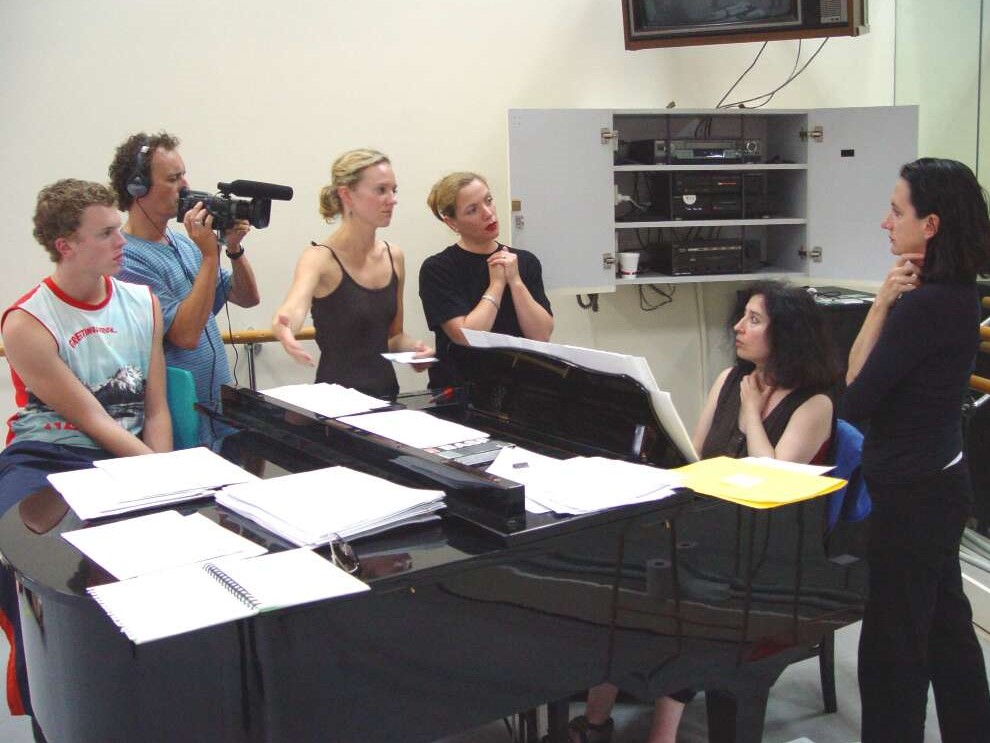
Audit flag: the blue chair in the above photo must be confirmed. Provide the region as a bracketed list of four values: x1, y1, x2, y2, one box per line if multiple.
[825, 419, 872, 533]
[166, 366, 199, 450]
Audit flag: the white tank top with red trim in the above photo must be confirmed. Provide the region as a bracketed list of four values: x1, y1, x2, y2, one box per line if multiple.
[3, 276, 154, 448]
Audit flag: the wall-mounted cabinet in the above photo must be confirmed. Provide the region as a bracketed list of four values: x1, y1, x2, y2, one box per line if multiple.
[508, 107, 918, 293]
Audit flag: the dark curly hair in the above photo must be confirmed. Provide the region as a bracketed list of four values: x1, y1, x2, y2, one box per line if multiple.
[732, 281, 839, 394]
[108, 131, 180, 211]
[898, 158, 990, 283]
[33, 179, 117, 263]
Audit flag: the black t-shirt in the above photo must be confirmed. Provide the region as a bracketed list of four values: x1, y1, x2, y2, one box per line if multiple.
[418, 243, 552, 387]
[842, 282, 979, 483]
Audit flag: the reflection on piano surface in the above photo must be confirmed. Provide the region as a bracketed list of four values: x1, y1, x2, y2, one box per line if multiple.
[0, 345, 867, 743]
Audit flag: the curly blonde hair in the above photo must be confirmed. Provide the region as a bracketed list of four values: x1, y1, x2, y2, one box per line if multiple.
[33, 179, 117, 262]
[426, 172, 487, 222]
[318, 149, 390, 222]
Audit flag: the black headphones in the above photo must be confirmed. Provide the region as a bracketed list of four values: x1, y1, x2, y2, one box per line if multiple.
[125, 137, 151, 199]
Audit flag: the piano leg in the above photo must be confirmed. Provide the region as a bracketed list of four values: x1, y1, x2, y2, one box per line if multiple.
[705, 686, 770, 743]
[545, 698, 571, 742]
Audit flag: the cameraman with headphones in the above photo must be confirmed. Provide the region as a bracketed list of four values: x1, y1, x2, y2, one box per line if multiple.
[109, 132, 260, 447]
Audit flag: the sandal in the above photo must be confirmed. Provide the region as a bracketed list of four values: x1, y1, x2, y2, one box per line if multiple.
[566, 715, 614, 743]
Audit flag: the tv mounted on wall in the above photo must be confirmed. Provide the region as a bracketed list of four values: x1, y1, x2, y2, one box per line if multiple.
[622, 0, 868, 49]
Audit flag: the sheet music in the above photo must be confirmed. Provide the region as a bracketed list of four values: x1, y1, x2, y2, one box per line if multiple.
[49, 468, 212, 520]
[216, 466, 446, 546]
[92, 447, 258, 499]
[88, 548, 369, 644]
[338, 409, 489, 449]
[487, 446, 680, 515]
[50, 447, 258, 520]
[461, 329, 698, 462]
[259, 382, 391, 418]
[62, 510, 267, 580]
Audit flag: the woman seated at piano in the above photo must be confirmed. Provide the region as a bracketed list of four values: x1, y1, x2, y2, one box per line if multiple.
[419, 171, 554, 388]
[570, 280, 839, 743]
[272, 148, 433, 400]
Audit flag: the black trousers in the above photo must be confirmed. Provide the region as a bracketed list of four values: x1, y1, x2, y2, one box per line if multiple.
[860, 462, 990, 743]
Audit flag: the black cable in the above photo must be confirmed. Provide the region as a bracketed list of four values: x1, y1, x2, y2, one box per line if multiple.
[639, 284, 676, 311]
[722, 38, 830, 109]
[716, 42, 768, 108]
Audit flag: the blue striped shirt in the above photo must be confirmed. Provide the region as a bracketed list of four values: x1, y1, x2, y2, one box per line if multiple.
[121, 230, 232, 446]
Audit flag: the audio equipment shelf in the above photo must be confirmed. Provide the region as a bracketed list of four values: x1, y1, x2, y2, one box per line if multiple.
[507, 107, 918, 293]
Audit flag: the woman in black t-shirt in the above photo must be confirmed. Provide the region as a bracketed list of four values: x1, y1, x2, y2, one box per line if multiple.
[845, 158, 990, 743]
[419, 172, 553, 388]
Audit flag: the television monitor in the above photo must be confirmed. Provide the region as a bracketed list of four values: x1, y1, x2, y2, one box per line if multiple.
[622, 0, 867, 49]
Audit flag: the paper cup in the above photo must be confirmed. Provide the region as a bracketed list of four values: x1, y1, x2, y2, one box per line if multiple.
[618, 251, 640, 277]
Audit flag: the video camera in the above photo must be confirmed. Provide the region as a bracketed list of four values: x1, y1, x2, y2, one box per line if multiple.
[176, 180, 293, 231]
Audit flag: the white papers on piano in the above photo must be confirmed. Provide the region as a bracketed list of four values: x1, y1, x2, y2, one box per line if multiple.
[461, 329, 698, 463]
[337, 409, 489, 449]
[215, 466, 446, 546]
[259, 382, 391, 418]
[88, 548, 369, 644]
[62, 510, 267, 580]
[486, 446, 681, 515]
[49, 447, 260, 520]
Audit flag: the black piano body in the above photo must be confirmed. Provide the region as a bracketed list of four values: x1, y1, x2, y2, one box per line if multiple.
[0, 345, 868, 743]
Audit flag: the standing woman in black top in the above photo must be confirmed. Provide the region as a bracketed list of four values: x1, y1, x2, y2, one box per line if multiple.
[844, 158, 990, 743]
[419, 172, 554, 387]
[272, 149, 432, 399]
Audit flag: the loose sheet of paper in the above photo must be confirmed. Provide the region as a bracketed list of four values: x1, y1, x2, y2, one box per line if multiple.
[338, 409, 489, 449]
[260, 383, 391, 418]
[62, 510, 267, 580]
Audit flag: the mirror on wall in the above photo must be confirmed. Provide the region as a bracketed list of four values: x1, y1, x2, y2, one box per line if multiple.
[895, 0, 988, 177]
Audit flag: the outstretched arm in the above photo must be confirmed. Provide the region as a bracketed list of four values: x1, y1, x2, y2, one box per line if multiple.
[272, 248, 323, 366]
[3, 311, 156, 457]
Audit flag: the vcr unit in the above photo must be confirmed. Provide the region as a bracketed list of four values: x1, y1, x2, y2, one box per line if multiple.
[647, 239, 757, 276]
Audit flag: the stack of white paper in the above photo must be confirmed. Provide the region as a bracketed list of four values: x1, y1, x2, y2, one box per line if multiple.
[49, 447, 260, 519]
[88, 547, 369, 644]
[216, 466, 446, 546]
[62, 510, 267, 580]
[487, 446, 681, 515]
[259, 382, 391, 418]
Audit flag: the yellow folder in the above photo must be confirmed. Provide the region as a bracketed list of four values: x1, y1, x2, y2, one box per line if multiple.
[674, 456, 846, 509]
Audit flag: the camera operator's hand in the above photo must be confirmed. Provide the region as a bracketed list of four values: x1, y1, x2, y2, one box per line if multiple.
[224, 219, 251, 253]
[182, 202, 219, 258]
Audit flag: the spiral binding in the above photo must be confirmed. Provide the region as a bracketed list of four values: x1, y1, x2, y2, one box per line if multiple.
[204, 563, 261, 610]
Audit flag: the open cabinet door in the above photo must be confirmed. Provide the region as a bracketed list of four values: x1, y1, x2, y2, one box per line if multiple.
[806, 106, 919, 283]
[508, 109, 616, 293]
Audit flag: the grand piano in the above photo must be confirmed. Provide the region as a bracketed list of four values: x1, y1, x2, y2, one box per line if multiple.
[0, 344, 868, 743]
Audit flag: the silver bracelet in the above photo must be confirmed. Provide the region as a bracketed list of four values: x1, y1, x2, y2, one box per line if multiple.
[480, 293, 500, 311]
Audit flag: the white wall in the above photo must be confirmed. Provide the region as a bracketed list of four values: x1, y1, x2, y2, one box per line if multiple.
[0, 0, 898, 434]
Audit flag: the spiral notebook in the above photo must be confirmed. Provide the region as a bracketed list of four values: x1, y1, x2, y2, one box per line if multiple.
[88, 548, 369, 644]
